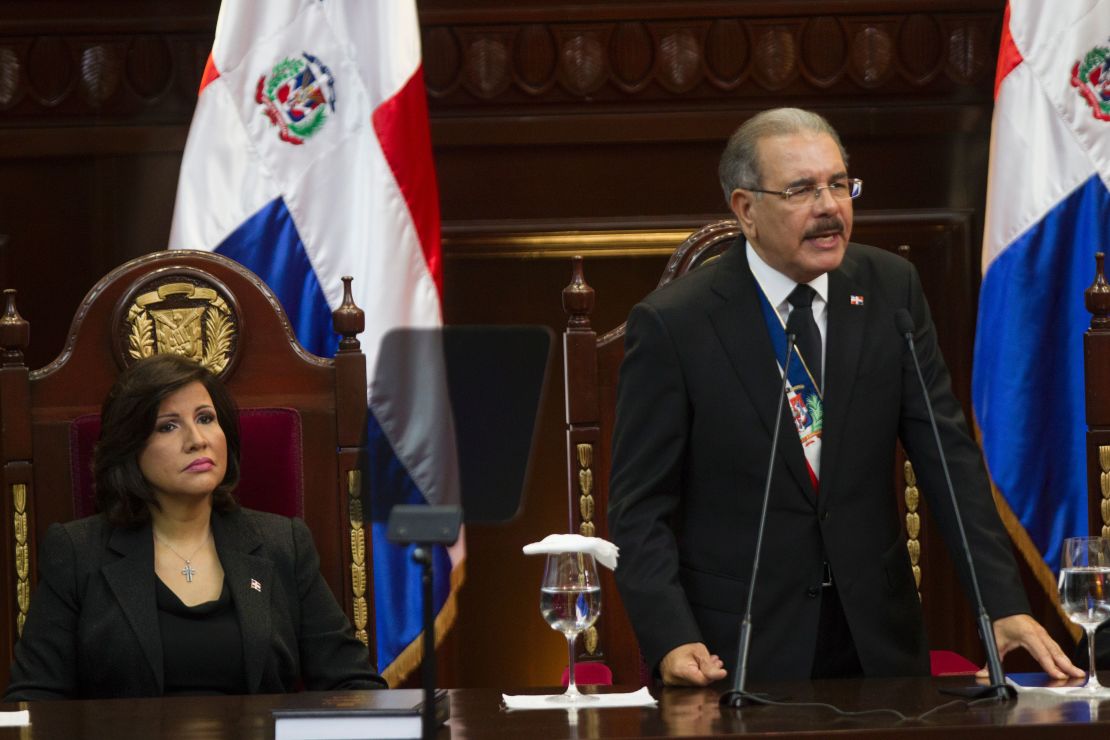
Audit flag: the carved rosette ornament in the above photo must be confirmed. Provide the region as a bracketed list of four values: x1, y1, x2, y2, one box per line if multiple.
[115, 273, 240, 376]
[903, 460, 922, 597]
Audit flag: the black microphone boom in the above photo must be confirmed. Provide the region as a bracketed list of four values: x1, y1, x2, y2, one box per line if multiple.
[894, 308, 1014, 701]
[720, 314, 801, 708]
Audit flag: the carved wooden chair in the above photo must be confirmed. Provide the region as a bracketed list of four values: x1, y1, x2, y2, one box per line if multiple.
[0, 250, 373, 691]
[561, 220, 978, 684]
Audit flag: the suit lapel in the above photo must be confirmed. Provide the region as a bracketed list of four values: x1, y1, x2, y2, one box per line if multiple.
[102, 524, 163, 693]
[818, 252, 867, 506]
[708, 242, 816, 502]
[211, 510, 274, 694]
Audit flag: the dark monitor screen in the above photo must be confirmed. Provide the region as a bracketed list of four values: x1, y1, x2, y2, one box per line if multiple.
[374, 326, 551, 524]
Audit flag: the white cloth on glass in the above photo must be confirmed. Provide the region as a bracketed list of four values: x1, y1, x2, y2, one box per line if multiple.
[522, 534, 619, 570]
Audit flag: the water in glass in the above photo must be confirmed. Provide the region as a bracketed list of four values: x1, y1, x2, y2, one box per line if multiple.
[541, 552, 601, 702]
[1059, 536, 1110, 691]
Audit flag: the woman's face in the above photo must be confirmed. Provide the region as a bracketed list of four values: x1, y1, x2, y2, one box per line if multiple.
[138, 381, 228, 505]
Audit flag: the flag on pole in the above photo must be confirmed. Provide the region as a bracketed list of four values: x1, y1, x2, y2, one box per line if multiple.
[973, 0, 1110, 609]
[168, 0, 464, 685]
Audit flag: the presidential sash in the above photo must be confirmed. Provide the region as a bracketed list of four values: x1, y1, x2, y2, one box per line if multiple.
[756, 288, 823, 487]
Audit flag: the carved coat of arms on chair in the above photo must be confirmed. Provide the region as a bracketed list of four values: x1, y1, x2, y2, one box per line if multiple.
[114, 270, 242, 375]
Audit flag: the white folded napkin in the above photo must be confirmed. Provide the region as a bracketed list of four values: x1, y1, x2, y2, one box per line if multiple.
[0, 710, 29, 727]
[522, 534, 619, 570]
[502, 687, 655, 710]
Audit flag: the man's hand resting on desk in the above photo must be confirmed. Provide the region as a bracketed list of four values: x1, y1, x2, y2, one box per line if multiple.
[660, 642, 727, 686]
[977, 614, 1085, 680]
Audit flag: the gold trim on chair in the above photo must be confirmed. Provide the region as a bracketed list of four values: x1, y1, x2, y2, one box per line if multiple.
[1100, 445, 1110, 538]
[347, 469, 370, 647]
[12, 483, 28, 636]
[903, 461, 922, 598]
[574, 442, 601, 657]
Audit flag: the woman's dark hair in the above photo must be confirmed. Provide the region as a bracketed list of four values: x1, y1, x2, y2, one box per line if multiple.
[93, 353, 241, 526]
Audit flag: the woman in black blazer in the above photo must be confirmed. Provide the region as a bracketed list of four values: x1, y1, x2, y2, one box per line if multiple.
[5, 354, 386, 700]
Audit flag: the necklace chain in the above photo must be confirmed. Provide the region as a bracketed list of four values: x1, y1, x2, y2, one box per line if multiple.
[154, 528, 210, 583]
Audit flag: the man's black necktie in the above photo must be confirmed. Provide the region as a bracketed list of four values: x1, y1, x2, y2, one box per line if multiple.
[787, 283, 822, 392]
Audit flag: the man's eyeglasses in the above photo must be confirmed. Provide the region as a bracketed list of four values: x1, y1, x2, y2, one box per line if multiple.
[741, 178, 863, 205]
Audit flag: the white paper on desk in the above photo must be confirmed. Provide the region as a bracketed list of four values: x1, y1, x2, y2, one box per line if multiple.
[1006, 676, 1110, 698]
[0, 710, 29, 727]
[502, 687, 656, 710]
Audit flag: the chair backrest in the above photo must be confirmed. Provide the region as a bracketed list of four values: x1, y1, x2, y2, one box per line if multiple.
[0, 250, 373, 691]
[561, 222, 739, 684]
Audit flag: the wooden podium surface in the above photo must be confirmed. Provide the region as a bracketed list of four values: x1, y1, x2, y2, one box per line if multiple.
[2, 677, 1109, 739]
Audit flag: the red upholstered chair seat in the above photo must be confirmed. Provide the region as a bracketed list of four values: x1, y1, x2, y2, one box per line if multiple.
[929, 649, 980, 676]
[69, 409, 305, 519]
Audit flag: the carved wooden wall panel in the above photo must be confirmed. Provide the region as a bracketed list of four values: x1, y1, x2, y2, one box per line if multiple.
[421, 9, 998, 107]
[0, 3, 216, 135]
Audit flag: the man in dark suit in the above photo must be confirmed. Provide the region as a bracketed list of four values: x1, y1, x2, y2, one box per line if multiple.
[608, 108, 1082, 685]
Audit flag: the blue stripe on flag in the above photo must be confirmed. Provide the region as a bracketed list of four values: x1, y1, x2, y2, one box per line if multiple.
[213, 195, 451, 672]
[214, 197, 339, 358]
[973, 174, 1110, 573]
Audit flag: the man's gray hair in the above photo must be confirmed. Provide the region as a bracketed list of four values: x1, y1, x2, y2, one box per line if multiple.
[717, 108, 848, 202]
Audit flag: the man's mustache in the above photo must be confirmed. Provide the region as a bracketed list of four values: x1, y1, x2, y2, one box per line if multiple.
[803, 218, 844, 239]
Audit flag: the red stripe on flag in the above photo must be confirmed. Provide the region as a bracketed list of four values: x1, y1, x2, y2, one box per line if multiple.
[198, 52, 220, 95]
[994, 3, 1023, 100]
[372, 66, 443, 298]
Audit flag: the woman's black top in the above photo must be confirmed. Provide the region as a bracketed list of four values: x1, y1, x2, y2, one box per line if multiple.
[155, 577, 246, 695]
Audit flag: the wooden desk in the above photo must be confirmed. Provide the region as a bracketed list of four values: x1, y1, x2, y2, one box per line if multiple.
[2, 677, 1109, 739]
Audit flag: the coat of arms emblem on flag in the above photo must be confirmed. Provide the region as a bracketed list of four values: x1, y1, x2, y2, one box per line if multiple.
[255, 52, 337, 144]
[1071, 40, 1110, 121]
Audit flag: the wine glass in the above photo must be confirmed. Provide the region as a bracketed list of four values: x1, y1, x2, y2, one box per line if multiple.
[540, 552, 601, 702]
[1059, 536, 1110, 691]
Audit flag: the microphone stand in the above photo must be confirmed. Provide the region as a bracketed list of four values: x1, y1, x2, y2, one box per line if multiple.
[720, 329, 797, 708]
[896, 310, 1014, 701]
[387, 504, 464, 738]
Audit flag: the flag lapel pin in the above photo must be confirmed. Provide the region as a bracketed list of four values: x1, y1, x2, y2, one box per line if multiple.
[849, 294, 865, 306]
[250, 578, 262, 592]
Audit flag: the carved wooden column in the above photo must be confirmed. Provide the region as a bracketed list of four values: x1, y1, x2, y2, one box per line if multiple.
[0, 289, 33, 692]
[332, 276, 374, 661]
[562, 257, 605, 665]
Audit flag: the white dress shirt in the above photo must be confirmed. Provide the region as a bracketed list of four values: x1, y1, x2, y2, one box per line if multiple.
[746, 242, 828, 388]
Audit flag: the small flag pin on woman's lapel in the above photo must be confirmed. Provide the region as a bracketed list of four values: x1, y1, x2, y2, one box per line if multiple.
[849, 294, 865, 306]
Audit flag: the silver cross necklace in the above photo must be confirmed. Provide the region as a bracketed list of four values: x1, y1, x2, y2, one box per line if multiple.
[154, 528, 211, 583]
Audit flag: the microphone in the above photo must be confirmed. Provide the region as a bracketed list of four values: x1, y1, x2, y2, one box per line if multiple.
[894, 308, 1014, 701]
[720, 313, 800, 708]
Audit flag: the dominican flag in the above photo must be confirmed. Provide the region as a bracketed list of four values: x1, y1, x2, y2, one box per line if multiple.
[168, 0, 463, 685]
[973, 0, 1110, 606]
